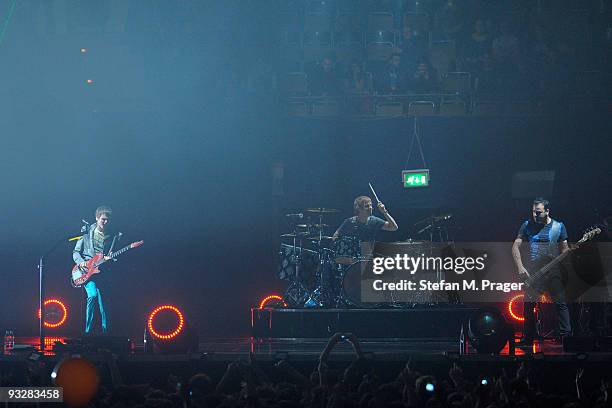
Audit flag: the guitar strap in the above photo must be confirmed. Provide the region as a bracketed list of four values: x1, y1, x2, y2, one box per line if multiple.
[548, 220, 561, 252]
[107, 233, 121, 256]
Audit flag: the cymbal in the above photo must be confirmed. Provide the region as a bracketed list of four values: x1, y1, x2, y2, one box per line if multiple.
[306, 208, 339, 214]
[306, 235, 334, 241]
[296, 223, 329, 229]
[280, 233, 310, 239]
[414, 213, 452, 226]
[386, 239, 426, 245]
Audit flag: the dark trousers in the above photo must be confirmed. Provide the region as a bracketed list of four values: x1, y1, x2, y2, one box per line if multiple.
[524, 272, 572, 339]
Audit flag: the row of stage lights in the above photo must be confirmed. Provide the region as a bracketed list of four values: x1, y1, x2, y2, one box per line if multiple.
[38, 299, 185, 341]
[39, 294, 534, 329]
[37, 293, 536, 345]
[259, 294, 536, 324]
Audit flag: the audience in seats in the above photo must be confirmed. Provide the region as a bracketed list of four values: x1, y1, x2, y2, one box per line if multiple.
[308, 55, 342, 96]
[374, 53, 407, 94]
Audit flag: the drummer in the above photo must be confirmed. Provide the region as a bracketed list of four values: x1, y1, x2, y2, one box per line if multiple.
[332, 196, 398, 258]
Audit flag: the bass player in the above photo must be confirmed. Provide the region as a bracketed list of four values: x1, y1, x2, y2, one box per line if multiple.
[512, 197, 571, 346]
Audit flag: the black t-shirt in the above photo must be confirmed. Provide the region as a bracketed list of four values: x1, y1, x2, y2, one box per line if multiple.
[337, 216, 386, 242]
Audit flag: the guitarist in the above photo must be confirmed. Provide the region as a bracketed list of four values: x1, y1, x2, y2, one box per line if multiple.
[73, 206, 120, 334]
[512, 198, 571, 345]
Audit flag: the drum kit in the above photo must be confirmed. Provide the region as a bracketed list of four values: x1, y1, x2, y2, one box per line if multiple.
[279, 207, 368, 308]
[278, 206, 457, 308]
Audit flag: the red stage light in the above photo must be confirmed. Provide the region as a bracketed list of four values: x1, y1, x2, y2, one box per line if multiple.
[147, 305, 184, 340]
[507, 293, 550, 322]
[258, 294, 287, 309]
[507, 294, 525, 321]
[37, 299, 68, 328]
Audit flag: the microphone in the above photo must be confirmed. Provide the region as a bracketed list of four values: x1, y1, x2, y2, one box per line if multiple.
[285, 213, 304, 218]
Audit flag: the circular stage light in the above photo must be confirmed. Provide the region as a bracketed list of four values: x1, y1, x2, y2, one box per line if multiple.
[145, 305, 197, 354]
[507, 294, 525, 322]
[507, 294, 549, 322]
[37, 299, 68, 328]
[258, 294, 288, 309]
[147, 305, 185, 340]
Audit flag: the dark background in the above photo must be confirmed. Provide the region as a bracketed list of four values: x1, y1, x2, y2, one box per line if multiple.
[0, 1, 610, 339]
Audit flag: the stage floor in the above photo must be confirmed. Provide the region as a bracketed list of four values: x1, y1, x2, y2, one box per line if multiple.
[10, 336, 612, 363]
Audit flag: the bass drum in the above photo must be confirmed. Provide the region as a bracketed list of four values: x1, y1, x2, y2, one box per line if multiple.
[333, 236, 361, 265]
[340, 259, 375, 308]
[341, 258, 438, 307]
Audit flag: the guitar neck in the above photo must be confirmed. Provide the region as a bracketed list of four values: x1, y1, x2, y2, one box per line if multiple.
[527, 228, 600, 285]
[95, 244, 134, 266]
[533, 249, 571, 279]
[110, 244, 132, 259]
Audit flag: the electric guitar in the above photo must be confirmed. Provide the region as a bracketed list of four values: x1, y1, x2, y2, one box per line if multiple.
[521, 227, 601, 292]
[71, 240, 144, 287]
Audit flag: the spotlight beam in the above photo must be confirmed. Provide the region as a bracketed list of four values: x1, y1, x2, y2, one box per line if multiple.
[0, 0, 17, 48]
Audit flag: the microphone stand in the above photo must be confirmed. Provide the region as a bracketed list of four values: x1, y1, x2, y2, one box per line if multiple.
[38, 227, 85, 351]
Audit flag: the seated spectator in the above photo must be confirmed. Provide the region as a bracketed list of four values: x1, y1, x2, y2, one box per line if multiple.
[464, 18, 492, 71]
[308, 55, 342, 96]
[433, 0, 464, 41]
[374, 53, 407, 94]
[492, 21, 519, 64]
[396, 24, 427, 70]
[344, 61, 368, 93]
[474, 52, 500, 97]
[407, 61, 438, 93]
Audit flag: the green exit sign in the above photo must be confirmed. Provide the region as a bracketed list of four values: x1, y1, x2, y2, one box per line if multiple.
[402, 169, 430, 188]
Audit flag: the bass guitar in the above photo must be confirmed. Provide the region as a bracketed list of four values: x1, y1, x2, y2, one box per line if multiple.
[71, 240, 144, 287]
[521, 227, 600, 292]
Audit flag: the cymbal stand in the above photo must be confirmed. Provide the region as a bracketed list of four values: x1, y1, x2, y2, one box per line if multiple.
[304, 213, 328, 308]
[283, 227, 310, 307]
[417, 217, 450, 284]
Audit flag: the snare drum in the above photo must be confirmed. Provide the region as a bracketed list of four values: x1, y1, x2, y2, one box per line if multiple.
[333, 236, 360, 264]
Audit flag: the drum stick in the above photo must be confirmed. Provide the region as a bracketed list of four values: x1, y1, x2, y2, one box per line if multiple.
[368, 182, 381, 204]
